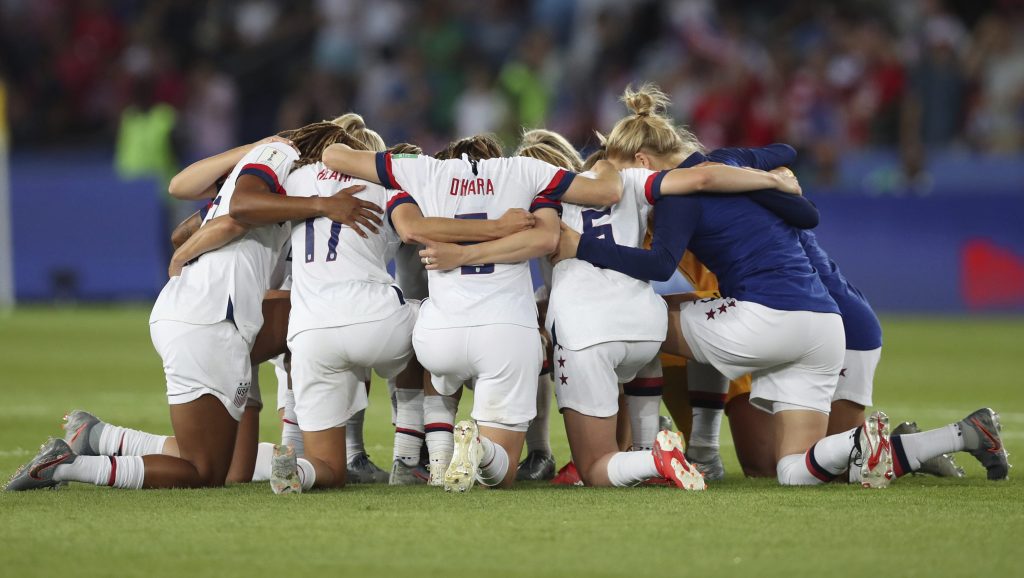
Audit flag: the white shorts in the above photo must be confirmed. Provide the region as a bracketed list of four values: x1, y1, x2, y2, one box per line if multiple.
[289, 303, 418, 431]
[835, 348, 880, 407]
[150, 320, 252, 422]
[555, 341, 662, 418]
[413, 323, 542, 427]
[678, 297, 844, 414]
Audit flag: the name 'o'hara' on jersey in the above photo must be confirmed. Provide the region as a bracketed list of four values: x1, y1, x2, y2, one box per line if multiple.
[377, 151, 575, 330]
[547, 168, 668, 350]
[150, 142, 296, 346]
[284, 162, 404, 339]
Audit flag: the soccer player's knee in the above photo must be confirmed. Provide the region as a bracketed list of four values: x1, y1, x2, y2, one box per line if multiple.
[775, 453, 811, 486]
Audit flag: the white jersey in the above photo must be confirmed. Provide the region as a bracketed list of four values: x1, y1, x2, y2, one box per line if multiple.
[546, 168, 667, 350]
[150, 142, 296, 346]
[284, 162, 406, 339]
[378, 152, 573, 330]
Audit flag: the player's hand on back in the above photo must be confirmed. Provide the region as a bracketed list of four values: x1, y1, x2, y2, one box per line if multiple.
[771, 167, 801, 195]
[317, 184, 383, 238]
[496, 208, 536, 237]
[550, 222, 580, 265]
[411, 234, 467, 272]
[255, 135, 298, 153]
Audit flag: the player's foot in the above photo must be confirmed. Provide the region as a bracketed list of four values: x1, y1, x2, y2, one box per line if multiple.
[5, 438, 75, 491]
[958, 408, 1010, 480]
[62, 410, 102, 456]
[443, 420, 482, 493]
[516, 450, 556, 481]
[891, 421, 965, 478]
[551, 461, 583, 486]
[270, 444, 301, 494]
[389, 460, 428, 485]
[685, 451, 725, 482]
[857, 411, 894, 489]
[652, 431, 705, 490]
[346, 453, 389, 484]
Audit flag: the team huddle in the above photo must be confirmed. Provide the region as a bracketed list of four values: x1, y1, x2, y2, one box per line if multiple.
[6, 84, 1010, 494]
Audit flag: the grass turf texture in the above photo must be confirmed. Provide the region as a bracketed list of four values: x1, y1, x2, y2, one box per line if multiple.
[1, 306, 1022, 577]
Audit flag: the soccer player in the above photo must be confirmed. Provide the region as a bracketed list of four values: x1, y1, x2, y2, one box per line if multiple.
[321, 133, 620, 491]
[7, 122, 380, 491]
[553, 84, 1009, 487]
[519, 141, 703, 489]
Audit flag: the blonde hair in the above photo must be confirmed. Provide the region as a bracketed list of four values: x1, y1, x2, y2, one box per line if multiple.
[278, 122, 369, 169]
[517, 129, 583, 172]
[602, 83, 703, 163]
[518, 142, 576, 171]
[329, 113, 387, 153]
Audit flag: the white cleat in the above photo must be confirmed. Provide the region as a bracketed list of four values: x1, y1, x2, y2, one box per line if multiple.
[270, 444, 302, 494]
[859, 411, 895, 489]
[443, 420, 482, 493]
[428, 458, 450, 487]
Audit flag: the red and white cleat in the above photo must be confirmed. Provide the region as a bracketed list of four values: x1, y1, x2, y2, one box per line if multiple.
[551, 461, 583, 486]
[653, 430, 706, 491]
[858, 411, 895, 489]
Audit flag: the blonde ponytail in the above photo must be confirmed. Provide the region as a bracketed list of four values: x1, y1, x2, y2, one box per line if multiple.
[604, 83, 703, 162]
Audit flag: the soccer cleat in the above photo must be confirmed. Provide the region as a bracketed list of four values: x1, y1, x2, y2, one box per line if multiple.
[443, 420, 482, 493]
[346, 453, 390, 484]
[389, 460, 429, 485]
[63, 410, 102, 456]
[516, 450, 556, 481]
[270, 444, 301, 494]
[957, 408, 1010, 481]
[858, 411, 895, 489]
[551, 461, 583, 486]
[686, 452, 725, 482]
[659, 415, 674, 432]
[891, 421, 965, 478]
[5, 438, 75, 491]
[652, 431, 706, 490]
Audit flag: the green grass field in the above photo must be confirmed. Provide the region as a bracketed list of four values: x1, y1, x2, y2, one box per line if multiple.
[1, 307, 1022, 577]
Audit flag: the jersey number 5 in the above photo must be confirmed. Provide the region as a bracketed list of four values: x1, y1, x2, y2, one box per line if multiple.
[455, 213, 494, 275]
[582, 208, 613, 240]
[304, 217, 342, 263]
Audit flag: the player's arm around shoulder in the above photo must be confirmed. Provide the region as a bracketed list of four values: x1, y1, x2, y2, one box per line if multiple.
[417, 207, 560, 271]
[559, 160, 622, 207]
[390, 202, 535, 245]
[168, 215, 252, 277]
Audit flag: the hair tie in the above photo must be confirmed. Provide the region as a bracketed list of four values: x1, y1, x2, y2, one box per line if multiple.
[637, 111, 650, 118]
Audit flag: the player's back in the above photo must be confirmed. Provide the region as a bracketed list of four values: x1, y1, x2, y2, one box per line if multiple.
[383, 153, 569, 330]
[549, 168, 667, 348]
[150, 142, 296, 345]
[285, 162, 404, 338]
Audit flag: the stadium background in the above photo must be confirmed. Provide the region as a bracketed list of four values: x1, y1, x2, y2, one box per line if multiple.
[2, 0, 1023, 312]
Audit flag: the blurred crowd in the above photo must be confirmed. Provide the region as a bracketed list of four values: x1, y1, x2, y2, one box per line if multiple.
[2, 0, 1024, 185]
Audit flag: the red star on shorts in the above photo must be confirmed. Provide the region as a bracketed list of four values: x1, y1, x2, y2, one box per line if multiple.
[728, 300, 737, 307]
[557, 357, 566, 368]
[559, 374, 569, 385]
[706, 309, 716, 320]
[840, 368, 847, 377]
[718, 304, 728, 314]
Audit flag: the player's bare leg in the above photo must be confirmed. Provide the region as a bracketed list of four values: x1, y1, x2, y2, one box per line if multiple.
[827, 400, 865, 435]
[474, 424, 526, 489]
[295, 426, 348, 490]
[725, 393, 777, 477]
[226, 405, 261, 483]
[772, 407, 833, 485]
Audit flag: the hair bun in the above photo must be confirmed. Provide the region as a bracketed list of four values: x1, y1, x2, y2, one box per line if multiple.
[621, 83, 670, 119]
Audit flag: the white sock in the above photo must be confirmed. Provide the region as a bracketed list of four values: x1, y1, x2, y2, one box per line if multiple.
[525, 374, 553, 455]
[387, 377, 399, 425]
[252, 442, 275, 482]
[624, 394, 661, 451]
[345, 409, 366, 463]
[686, 362, 728, 461]
[296, 457, 316, 491]
[96, 424, 168, 457]
[55, 455, 145, 489]
[394, 389, 425, 466]
[803, 427, 860, 482]
[606, 451, 659, 487]
[281, 389, 304, 456]
[892, 424, 964, 477]
[477, 437, 509, 487]
[776, 453, 825, 486]
[424, 394, 458, 470]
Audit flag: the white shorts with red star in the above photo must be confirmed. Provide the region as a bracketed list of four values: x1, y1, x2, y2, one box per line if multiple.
[834, 347, 880, 407]
[553, 340, 662, 418]
[677, 297, 844, 414]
